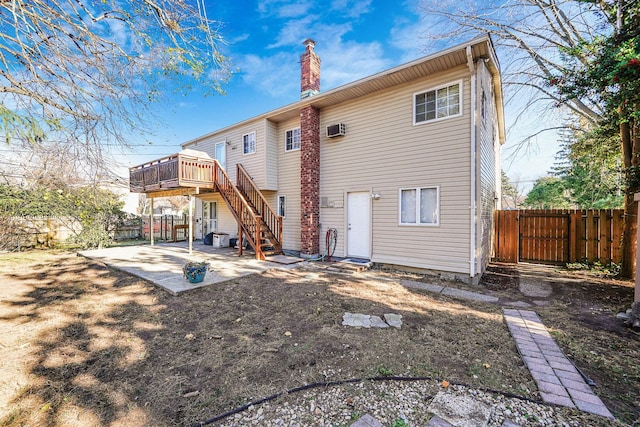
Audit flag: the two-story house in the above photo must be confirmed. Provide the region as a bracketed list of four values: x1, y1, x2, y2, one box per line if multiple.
[130, 35, 505, 284]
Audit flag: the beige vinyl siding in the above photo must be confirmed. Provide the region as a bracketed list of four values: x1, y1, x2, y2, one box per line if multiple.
[319, 65, 473, 273]
[477, 61, 499, 274]
[265, 119, 279, 190]
[184, 118, 268, 188]
[277, 116, 302, 251]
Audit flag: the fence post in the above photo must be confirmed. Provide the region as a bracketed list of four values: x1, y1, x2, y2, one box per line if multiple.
[601, 210, 612, 264]
[569, 212, 581, 262]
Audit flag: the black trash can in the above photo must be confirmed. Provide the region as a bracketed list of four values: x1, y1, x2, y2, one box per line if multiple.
[203, 232, 214, 245]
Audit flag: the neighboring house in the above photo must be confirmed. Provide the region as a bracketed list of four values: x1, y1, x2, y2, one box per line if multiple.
[130, 35, 505, 284]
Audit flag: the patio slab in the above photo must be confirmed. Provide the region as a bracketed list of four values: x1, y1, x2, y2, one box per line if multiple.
[79, 242, 303, 295]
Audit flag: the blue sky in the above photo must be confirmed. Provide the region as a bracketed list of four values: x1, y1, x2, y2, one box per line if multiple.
[113, 0, 557, 190]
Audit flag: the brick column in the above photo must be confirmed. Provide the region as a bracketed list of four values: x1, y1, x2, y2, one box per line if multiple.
[300, 105, 320, 257]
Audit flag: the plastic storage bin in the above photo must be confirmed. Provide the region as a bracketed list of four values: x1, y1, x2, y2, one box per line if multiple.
[211, 233, 230, 248]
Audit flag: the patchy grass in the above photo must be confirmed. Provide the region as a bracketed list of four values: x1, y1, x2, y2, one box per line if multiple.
[0, 252, 637, 426]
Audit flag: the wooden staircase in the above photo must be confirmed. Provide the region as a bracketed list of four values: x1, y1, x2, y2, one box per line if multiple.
[212, 161, 282, 260]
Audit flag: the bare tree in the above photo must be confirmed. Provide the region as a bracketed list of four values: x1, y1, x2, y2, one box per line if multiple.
[418, 0, 608, 145]
[501, 171, 527, 209]
[0, 0, 230, 149]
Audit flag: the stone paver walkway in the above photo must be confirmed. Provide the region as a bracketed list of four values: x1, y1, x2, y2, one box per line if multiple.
[400, 279, 500, 303]
[503, 309, 613, 418]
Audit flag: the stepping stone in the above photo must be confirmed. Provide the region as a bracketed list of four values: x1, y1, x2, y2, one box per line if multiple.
[350, 414, 383, 427]
[426, 415, 455, 426]
[369, 315, 389, 328]
[342, 313, 403, 329]
[343, 313, 372, 328]
[441, 287, 499, 303]
[427, 391, 491, 427]
[400, 279, 445, 293]
[384, 313, 403, 328]
[504, 301, 533, 308]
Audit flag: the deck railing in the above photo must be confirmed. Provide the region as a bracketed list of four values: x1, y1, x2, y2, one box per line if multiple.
[130, 152, 282, 260]
[130, 153, 216, 193]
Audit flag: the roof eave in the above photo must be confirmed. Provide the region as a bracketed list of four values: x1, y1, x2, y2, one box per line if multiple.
[183, 34, 506, 147]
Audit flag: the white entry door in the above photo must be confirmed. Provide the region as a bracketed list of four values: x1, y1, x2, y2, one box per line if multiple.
[215, 141, 226, 170]
[347, 192, 371, 258]
[202, 201, 217, 236]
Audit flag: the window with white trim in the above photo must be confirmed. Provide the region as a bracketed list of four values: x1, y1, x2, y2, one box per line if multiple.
[243, 131, 256, 155]
[285, 128, 300, 151]
[414, 81, 461, 124]
[277, 195, 286, 217]
[399, 187, 439, 225]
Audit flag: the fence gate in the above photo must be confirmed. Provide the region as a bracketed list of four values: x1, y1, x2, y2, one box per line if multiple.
[519, 211, 570, 264]
[493, 209, 624, 265]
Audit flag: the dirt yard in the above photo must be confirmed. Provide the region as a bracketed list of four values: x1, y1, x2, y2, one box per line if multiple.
[0, 250, 638, 426]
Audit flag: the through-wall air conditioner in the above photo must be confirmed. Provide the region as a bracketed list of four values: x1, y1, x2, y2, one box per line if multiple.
[326, 123, 346, 138]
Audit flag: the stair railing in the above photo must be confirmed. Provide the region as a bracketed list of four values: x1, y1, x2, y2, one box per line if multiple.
[212, 161, 265, 259]
[236, 164, 283, 252]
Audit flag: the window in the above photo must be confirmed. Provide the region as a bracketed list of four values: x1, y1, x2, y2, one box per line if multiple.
[285, 128, 300, 151]
[399, 187, 439, 225]
[277, 195, 286, 217]
[414, 81, 461, 124]
[243, 132, 256, 155]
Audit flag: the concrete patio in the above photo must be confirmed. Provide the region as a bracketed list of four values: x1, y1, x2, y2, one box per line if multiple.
[79, 242, 304, 295]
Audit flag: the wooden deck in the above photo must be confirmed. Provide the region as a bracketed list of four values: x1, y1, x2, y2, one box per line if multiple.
[129, 151, 283, 261]
[129, 152, 217, 197]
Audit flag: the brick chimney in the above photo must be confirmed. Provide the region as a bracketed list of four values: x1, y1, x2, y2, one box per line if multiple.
[300, 38, 320, 99]
[300, 39, 321, 257]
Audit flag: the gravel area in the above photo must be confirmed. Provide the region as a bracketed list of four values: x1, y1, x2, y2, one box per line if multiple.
[211, 380, 622, 427]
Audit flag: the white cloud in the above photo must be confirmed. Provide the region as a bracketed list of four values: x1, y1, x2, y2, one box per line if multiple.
[278, 1, 314, 18]
[331, 0, 373, 18]
[238, 35, 390, 99]
[389, 17, 436, 63]
[267, 15, 321, 49]
[228, 33, 251, 44]
[318, 39, 389, 89]
[257, 0, 313, 18]
[238, 0, 398, 98]
[237, 52, 299, 98]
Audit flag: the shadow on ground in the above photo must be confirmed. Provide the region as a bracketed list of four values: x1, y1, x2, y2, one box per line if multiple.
[0, 253, 637, 426]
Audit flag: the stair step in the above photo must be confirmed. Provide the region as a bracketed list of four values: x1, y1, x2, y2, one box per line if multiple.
[262, 250, 282, 257]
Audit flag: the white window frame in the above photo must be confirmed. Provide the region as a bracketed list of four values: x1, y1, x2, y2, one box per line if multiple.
[413, 80, 462, 125]
[285, 128, 301, 152]
[243, 131, 256, 155]
[398, 186, 440, 226]
[277, 195, 286, 218]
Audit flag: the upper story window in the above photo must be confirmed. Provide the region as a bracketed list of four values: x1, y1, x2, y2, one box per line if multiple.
[399, 187, 439, 226]
[285, 128, 301, 152]
[243, 132, 256, 155]
[414, 81, 461, 125]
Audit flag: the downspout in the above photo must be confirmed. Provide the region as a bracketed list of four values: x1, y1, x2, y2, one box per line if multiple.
[467, 45, 477, 279]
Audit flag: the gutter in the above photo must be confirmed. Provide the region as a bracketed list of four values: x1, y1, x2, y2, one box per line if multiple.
[467, 45, 477, 279]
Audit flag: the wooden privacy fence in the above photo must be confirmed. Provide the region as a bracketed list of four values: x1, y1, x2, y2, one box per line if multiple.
[494, 209, 625, 265]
